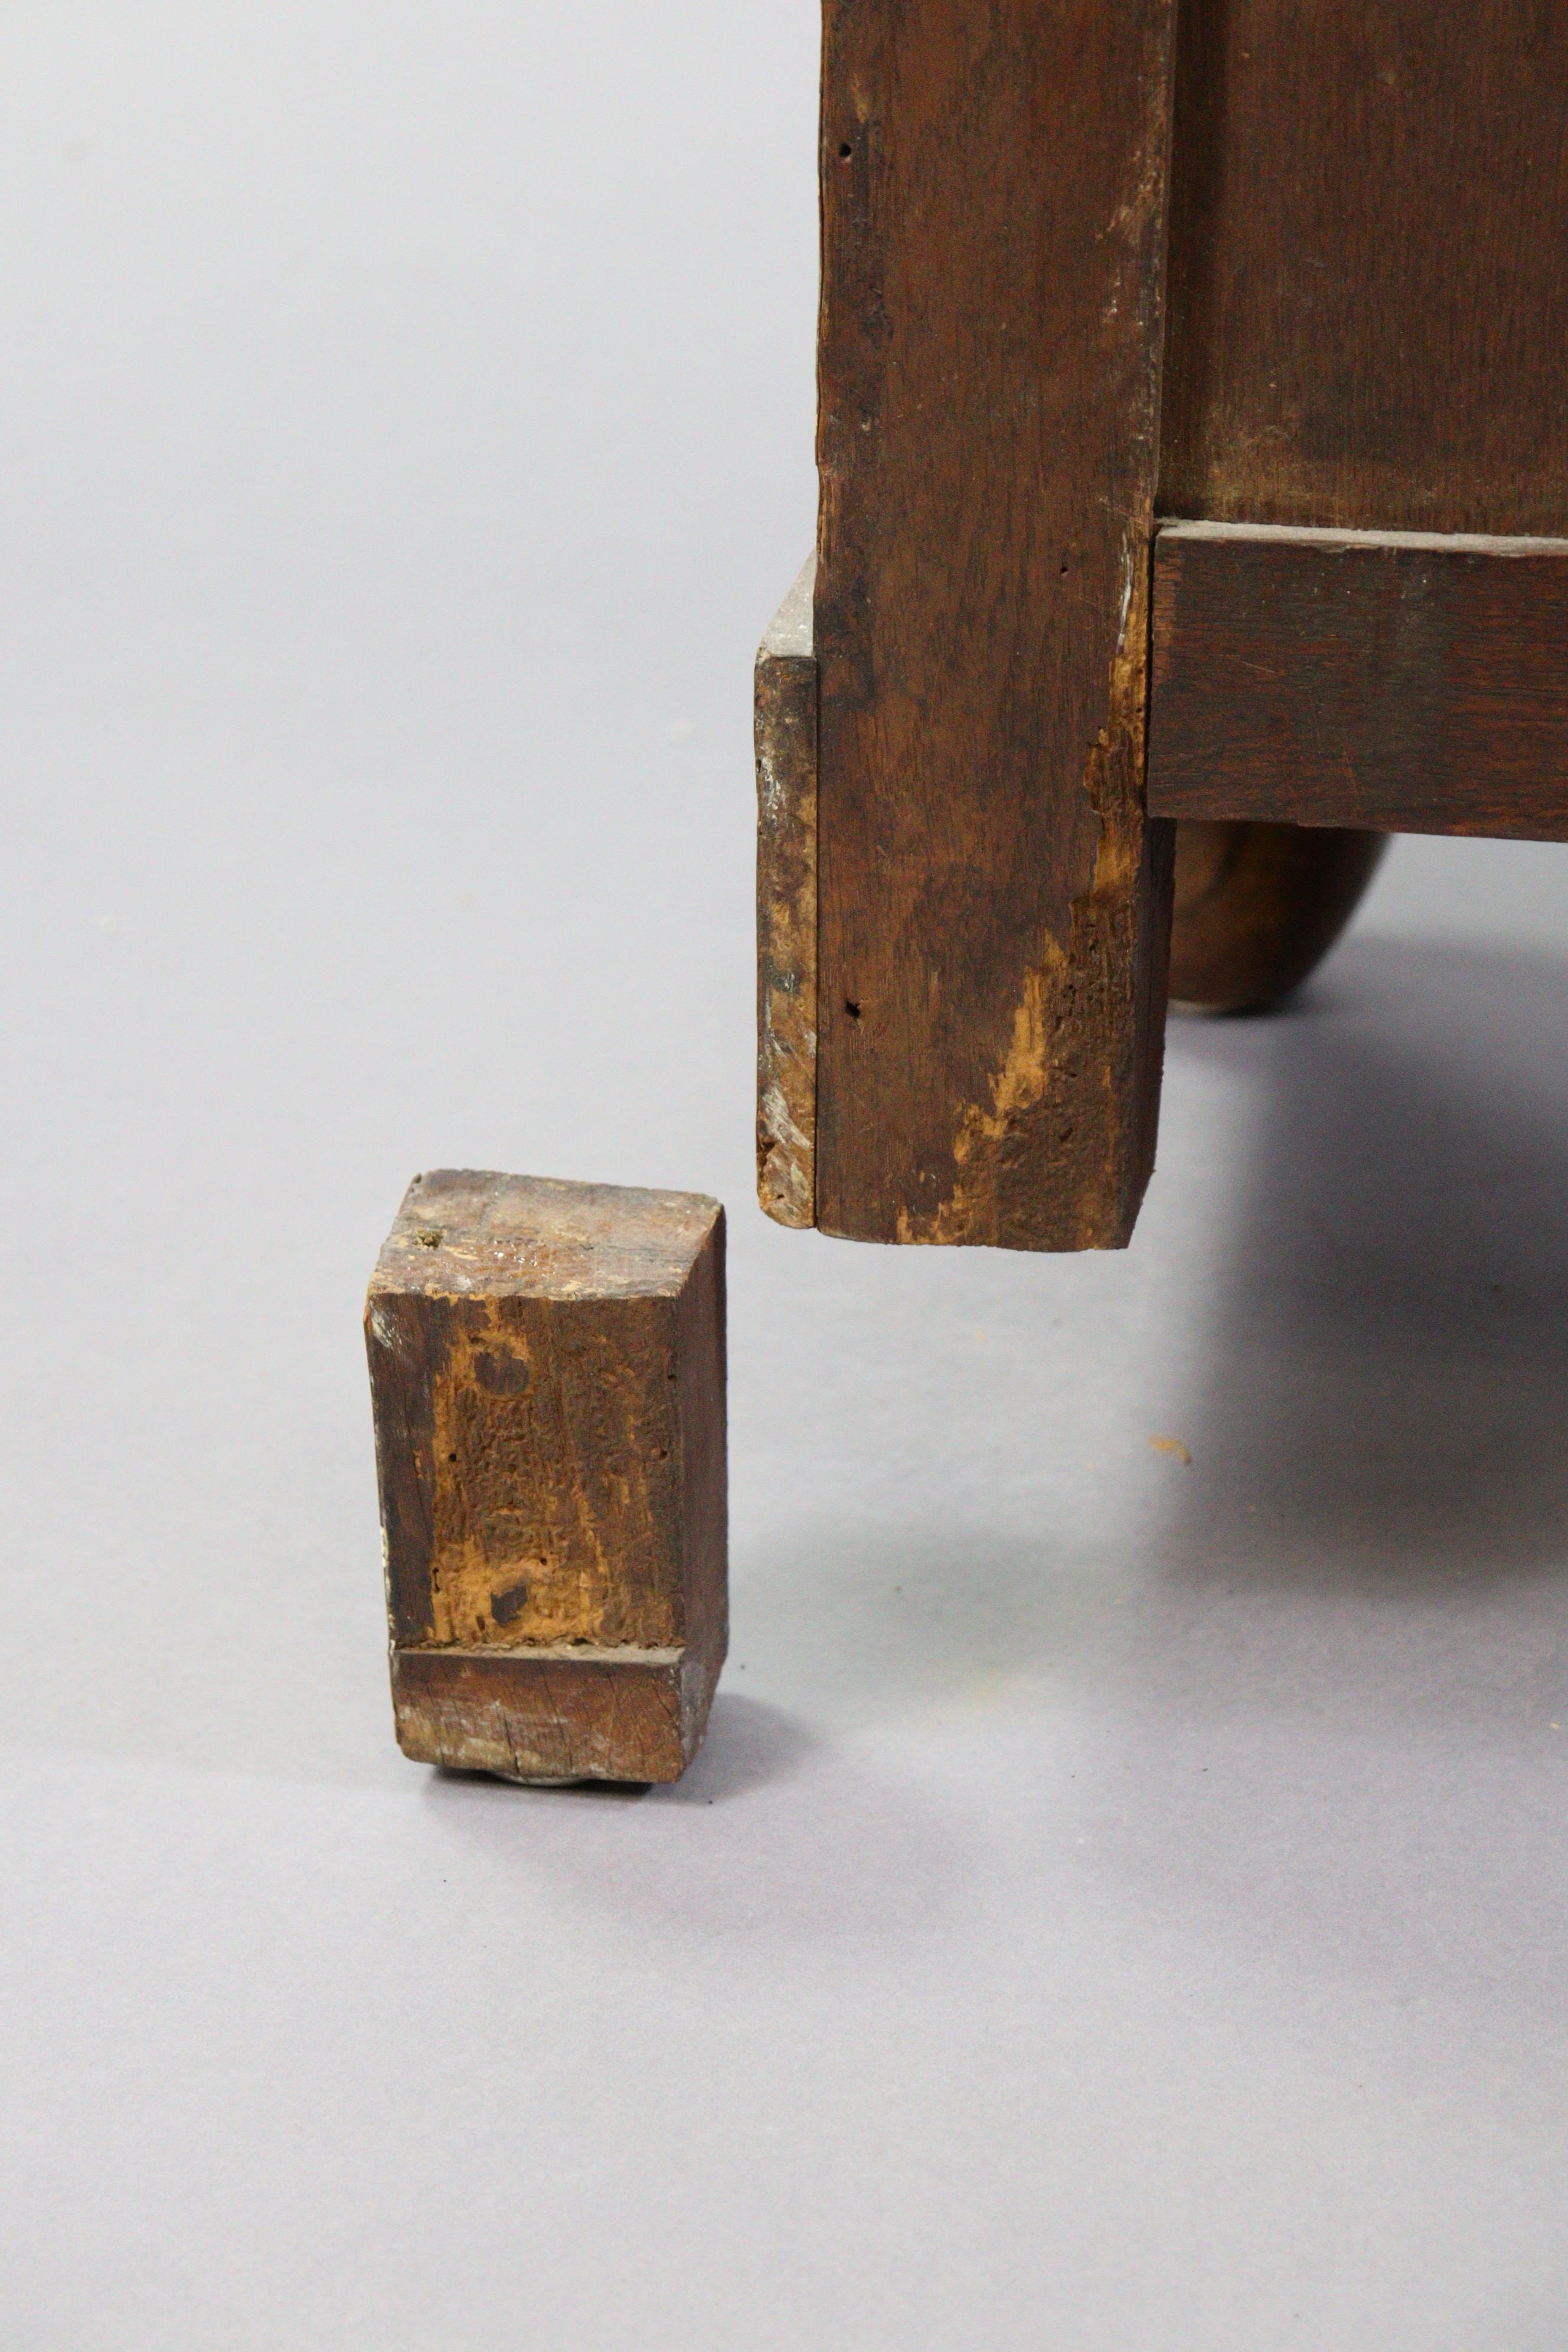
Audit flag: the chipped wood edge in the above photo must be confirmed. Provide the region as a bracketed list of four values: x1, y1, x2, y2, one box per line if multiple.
[754, 555, 818, 1229]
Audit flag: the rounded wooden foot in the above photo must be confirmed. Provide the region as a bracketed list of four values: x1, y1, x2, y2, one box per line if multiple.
[1169, 821, 1389, 1014]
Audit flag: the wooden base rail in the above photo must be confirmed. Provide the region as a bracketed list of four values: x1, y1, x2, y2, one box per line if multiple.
[1148, 523, 1568, 841]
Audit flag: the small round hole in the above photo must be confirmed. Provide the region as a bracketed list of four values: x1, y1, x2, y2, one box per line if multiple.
[838, 141, 853, 161]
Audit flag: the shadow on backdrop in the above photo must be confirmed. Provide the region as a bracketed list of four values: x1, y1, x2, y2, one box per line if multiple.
[737, 935, 1568, 1705]
[1164, 935, 1568, 1587]
[422, 1692, 973, 1942]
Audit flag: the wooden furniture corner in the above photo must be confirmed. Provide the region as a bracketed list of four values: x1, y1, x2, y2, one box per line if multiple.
[756, 0, 1568, 1252]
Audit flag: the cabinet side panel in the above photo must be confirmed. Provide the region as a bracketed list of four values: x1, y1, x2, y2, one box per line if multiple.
[1161, 0, 1568, 534]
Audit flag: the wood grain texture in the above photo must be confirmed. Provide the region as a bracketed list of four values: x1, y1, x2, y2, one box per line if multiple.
[389, 1647, 694, 1786]
[365, 1171, 726, 1784]
[755, 557, 818, 1229]
[1170, 821, 1388, 1012]
[1160, 0, 1568, 534]
[814, 0, 1179, 1250]
[1148, 523, 1568, 841]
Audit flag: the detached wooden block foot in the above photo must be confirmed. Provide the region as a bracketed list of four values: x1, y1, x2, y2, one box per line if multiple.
[365, 1171, 727, 1785]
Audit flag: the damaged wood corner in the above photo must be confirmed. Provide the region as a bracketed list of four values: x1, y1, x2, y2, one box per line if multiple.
[754, 554, 819, 1229]
[893, 542, 1173, 1253]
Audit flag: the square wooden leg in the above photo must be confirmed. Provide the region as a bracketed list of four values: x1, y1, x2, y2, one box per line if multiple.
[757, 0, 1180, 1251]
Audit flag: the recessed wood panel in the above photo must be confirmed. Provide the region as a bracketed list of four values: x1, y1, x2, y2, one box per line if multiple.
[1160, 0, 1568, 536]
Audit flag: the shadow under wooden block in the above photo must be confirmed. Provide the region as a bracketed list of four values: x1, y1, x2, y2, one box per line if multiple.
[365, 1171, 727, 1785]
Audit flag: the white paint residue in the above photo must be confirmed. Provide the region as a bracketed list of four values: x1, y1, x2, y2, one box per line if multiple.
[761, 1081, 811, 1155]
[757, 748, 785, 827]
[368, 1304, 401, 1355]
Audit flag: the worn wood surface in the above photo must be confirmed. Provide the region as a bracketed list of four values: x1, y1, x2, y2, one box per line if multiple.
[755, 557, 818, 1229]
[388, 1647, 695, 1786]
[1159, 0, 1568, 535]
[812, 0, 1179, 1250]
[365, 1170, 726, 1784]
[1169, 821, 1388, 1013]
[1148, 523, 1568, 841]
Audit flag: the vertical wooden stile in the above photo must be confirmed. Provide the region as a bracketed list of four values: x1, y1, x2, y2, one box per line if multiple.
[812, 0, 1181, 1249]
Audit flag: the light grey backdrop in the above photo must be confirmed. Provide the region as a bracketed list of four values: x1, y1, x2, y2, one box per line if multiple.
[3, 6, 1567, 2347]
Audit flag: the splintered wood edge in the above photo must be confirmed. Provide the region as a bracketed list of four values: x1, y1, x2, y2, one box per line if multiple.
[754, 555, 818, 1229]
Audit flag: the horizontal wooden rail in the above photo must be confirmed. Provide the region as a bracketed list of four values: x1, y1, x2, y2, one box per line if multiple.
[1148, 521, 1568, 841]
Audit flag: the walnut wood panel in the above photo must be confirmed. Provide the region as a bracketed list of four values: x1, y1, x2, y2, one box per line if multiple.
[1148, 524, 1568, 841]
[755, 557, 818, 1229]
[365, 1171, 727, 1783]
[813, 0, 1179, 1250]
[1160, 0, 1568, 535]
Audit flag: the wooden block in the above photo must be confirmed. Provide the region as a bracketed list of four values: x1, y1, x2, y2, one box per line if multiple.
[813, 0, 1179, 1250]
[754, 555, 818, 1229]
[365, 1171, 726, 1785]
[1148, 522, 1568, 841]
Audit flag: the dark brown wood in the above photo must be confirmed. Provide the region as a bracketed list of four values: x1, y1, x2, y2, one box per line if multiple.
[1160, 0, 1568, 536]
[755, 557, 818, 1229]
[812, 0, 1180, 1251]
[1170, 821, 1388, 1013]
[1148, 523, 1568, 841]
[365, 1171, 726, 1785]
